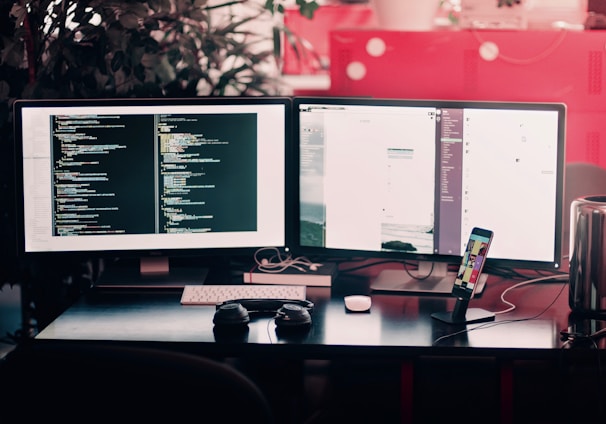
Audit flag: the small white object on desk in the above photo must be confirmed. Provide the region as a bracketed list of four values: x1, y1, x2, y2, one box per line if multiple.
[344, 295, 372, 313]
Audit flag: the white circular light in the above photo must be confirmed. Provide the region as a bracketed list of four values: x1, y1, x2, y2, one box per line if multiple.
[479, 41, 499, 62]
[346, 61, 367, 81]
[366, 37, 386, 57]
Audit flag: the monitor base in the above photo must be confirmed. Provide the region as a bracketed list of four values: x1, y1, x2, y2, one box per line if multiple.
[431, 308, 495, 325]
[370, 262, 487, 296]
[95, 257, 208, 288]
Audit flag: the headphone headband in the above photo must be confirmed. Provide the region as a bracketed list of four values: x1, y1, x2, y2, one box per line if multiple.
[213, 298, 314, 331]
[215, 298, 314, 314]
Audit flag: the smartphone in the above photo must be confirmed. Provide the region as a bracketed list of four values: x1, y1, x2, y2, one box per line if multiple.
[451, 227, 494, 300]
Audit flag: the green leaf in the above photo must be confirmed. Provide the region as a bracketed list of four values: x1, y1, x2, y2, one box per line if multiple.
[148, 0, 173, 13]
[119, 13, 140, 30]
[0, 37, 25, 69]
[295, 0, 319, 20]
[272, 26, 281, 60]
[264, 0, 275, 14]
[124, 2, 151, 18]
[9, 4, 28, 27]
[111, 51, 125, 72]
[0, 81, 10, 100]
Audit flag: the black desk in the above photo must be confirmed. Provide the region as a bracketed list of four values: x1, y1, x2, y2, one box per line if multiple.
[36, 278, 568, 351]
[34, 267, 604, 424]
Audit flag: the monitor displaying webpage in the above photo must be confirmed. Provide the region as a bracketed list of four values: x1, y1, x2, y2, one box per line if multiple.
[298, 101, 562, 264]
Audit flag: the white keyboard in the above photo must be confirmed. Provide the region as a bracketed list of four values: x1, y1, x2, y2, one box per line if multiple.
[180, 284, 307, 305]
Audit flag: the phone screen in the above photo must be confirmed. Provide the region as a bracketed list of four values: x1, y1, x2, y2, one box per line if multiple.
[452, 227, 493, 299]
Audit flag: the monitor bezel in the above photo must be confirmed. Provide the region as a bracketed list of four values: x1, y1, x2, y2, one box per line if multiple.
[13, 96, 293, 261]
[291, 96, 567, 272]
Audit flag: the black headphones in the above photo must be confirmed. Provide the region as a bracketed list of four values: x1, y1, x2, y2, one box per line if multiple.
[213, 298, 314, 331]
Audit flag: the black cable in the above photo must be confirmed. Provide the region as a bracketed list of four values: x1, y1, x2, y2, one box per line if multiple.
[338, 259, 417, 274]
[402, 260, 434, 281]
[433, 277, 568, 345]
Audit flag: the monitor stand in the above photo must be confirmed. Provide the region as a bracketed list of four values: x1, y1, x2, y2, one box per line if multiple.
[431, 298, 495, 325]
[369, 261, 487, 296]
[95, 256, 208, 288]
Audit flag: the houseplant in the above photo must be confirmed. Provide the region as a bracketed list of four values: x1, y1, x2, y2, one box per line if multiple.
[0, 0, 318, 334]
[0, 0, 319, 102]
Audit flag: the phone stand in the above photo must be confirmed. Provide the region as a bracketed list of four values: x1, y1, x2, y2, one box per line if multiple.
[431, 298, 495, 325]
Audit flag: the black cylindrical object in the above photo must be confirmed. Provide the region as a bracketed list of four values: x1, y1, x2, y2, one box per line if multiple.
[569, 195, 606, 314]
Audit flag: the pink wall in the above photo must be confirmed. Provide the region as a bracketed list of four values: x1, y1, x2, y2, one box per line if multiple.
[329, 29, 606, 167]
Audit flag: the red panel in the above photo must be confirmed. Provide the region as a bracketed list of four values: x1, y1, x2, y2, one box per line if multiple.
[500, 360, 514, 424]
[329, 29, 606, 167]
[400, 360, 414, 424]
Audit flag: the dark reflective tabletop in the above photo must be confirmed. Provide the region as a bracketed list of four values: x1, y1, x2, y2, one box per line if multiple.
[36, 263, 586, 358]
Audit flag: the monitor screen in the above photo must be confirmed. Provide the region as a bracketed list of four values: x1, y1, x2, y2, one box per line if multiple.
[14, 97, 291, 286]
[293, 97, 566, 294]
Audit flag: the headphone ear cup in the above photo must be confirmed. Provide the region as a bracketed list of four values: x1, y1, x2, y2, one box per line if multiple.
[274, 303, 312, 329]
[213, 303, 250, 327]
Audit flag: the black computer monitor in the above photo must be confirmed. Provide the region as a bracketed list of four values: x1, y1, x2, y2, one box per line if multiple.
[293, 97, 566, 294]
[14, 97, 292, 286]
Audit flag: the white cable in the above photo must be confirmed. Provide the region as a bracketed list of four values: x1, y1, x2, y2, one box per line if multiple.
[253, 247, 323, 274]
[494, 273, 569, 315]
[472, 28, 568, 65]
[433, 273, 569, 345]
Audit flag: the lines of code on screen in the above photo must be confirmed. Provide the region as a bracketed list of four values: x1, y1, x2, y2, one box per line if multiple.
[51, 113, 257, 237]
